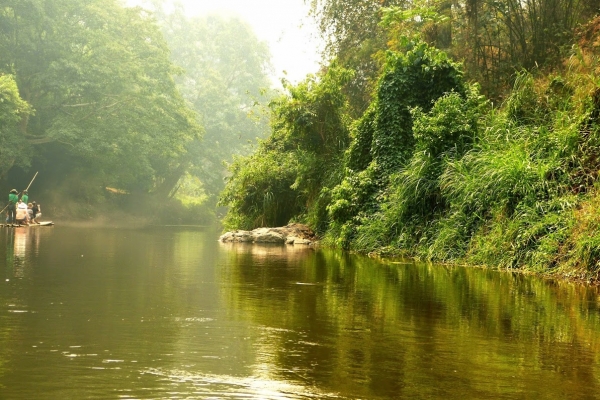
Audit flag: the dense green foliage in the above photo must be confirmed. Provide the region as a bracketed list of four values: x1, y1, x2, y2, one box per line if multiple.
[0, 0, 272, 223]
[154, 4, 273, 202]
[327, 43, 468, 245]
[221, 41, 473, 235]
[220, 66, 352, 230]
[222, 11, 600, 280]
[308, 0, 599, 101]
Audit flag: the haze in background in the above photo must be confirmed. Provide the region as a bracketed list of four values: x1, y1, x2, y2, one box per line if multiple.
[128, 0, 323, 85]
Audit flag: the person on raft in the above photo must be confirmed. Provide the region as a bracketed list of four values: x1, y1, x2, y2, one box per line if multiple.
[15, 199, 29, 226]
[6, 189, 18, 224]
[32, 201, 41, 224]
[21, 190, 29, 204]
[27, 203, 34, 222]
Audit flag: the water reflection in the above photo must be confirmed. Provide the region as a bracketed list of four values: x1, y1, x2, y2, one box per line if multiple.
[219, 242, 317, 264]
[1, 228, 600, 399]
[143, 368, 341, 399]
[4, 227, 43, 279]
[218, 244, 600, 399]
[13, 229, 27, 278]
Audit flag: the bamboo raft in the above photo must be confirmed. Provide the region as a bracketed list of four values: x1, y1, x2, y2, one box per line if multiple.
[1, 221, 54, 228]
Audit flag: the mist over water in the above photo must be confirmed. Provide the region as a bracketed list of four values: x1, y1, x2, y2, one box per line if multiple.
[1, 226, 600, 399]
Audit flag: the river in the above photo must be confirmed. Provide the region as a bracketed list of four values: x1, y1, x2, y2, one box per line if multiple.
[1, 226, 600, 399]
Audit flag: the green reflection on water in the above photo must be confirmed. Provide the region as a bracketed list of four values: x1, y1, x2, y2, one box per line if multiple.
[1, 228, 599, 399]
[219, 243, 600, 399]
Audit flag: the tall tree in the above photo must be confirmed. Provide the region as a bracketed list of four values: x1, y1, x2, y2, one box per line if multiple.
[308, 0, 598, 101]
[307, 0, 406, 114]
[0, 74, 32, 179]
[453, 0, 593, 97]
[151, 2, 273, 201]
[381, 0, 597, 98]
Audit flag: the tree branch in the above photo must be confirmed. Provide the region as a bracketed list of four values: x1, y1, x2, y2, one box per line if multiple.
[62, 102, 98, 108]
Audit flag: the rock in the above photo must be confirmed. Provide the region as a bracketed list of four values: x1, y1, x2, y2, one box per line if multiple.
[285, 236, 312, 245]
[219, 232, 234, 242]
[274, 223, 316, 241]
[219, 230, 253, 242]
[219, 223, 316, 245]
[292, 238, 312, 245]
[253, 229, 285, 243]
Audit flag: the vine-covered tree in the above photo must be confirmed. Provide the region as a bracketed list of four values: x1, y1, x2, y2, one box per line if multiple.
[220, 65, 352, 230]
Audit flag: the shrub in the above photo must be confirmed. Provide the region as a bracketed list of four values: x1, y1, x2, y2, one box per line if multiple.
[220, 150, 302, 230]
[329, 42, 468, 248]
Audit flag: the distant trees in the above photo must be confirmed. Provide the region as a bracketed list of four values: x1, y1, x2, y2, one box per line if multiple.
[153, 4, 273, 202]
[0, 0, 276, 222]
[0, 0, 200, 196]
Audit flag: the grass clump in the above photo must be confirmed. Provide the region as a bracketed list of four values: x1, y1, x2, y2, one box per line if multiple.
[341, 51, 600, 280]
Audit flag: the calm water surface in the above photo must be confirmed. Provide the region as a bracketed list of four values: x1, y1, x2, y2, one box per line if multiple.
[1, 226, 600, 399]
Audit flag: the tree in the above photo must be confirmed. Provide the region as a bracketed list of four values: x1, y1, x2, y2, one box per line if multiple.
[0, 74, 32, 179]
[151, 2, 273, 201]
[453, 0, 592, 98]
[308, 0, 599, 101]
[220, 65, 353, 230]
[327, 42, 467, 247]
[382, 0, 597, 99]
[0, 0, 200, 194]
[307, 0, 406, 114]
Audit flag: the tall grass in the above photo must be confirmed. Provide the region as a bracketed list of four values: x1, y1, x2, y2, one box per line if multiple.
[348, 66, 600, 279]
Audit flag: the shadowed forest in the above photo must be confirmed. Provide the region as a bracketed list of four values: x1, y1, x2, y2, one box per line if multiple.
[2, 0, 600, 278]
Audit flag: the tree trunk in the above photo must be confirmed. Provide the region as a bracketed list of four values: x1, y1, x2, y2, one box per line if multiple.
[152, 160, 190, 199]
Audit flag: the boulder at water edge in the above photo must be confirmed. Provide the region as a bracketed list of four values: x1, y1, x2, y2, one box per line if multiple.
[219, 223, 316, 245]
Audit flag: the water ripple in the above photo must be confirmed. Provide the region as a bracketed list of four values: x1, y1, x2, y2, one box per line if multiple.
[142, 368, 343, 399]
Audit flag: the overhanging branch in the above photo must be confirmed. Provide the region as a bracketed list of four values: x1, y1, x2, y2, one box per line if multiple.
[27, 137, 54, 144]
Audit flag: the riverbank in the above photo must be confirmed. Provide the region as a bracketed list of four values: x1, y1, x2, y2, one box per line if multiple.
[338, 187, 600, 285]
[219, 34, 600, 283]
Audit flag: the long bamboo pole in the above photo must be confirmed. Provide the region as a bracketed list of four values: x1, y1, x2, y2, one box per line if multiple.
[24, 171, 38, 192]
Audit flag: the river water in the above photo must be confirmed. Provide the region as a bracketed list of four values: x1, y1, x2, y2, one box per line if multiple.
[1, 226, 600, 399]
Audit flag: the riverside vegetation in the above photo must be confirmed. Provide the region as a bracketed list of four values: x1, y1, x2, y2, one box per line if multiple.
[220, 10, 600, 281]
[3, 0, 600, 279]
